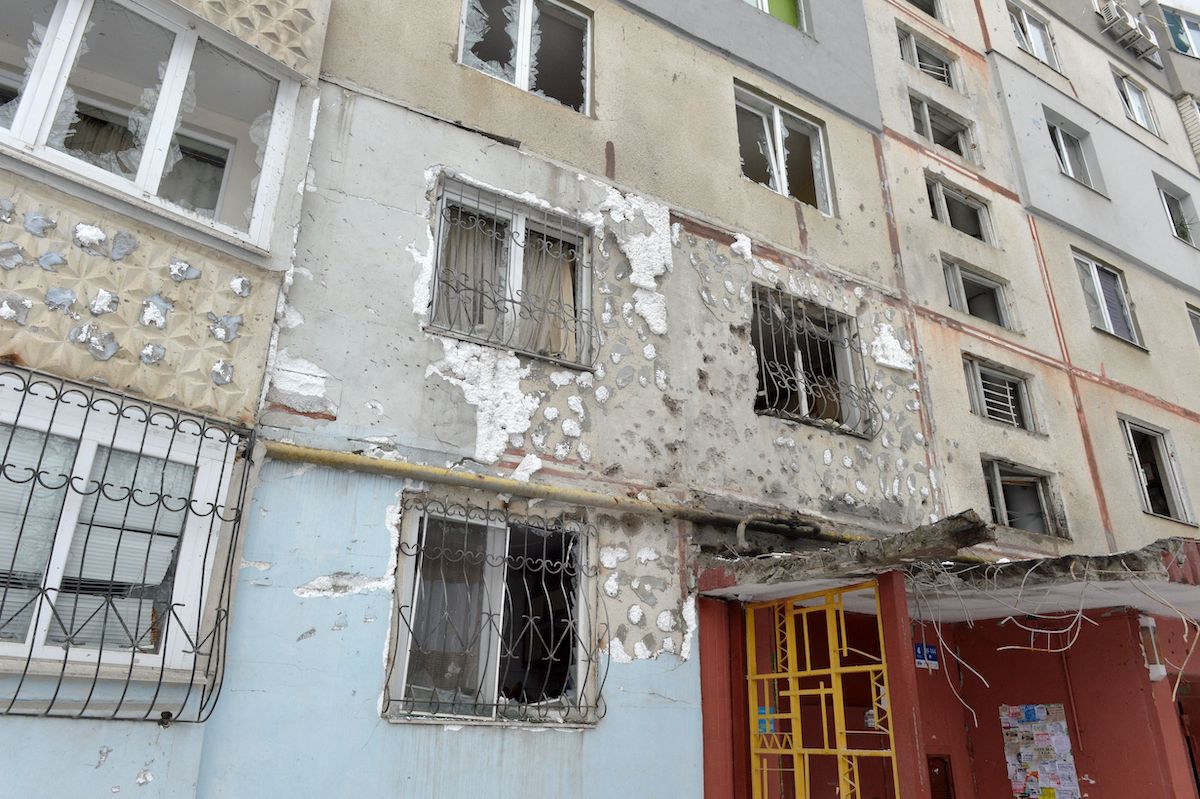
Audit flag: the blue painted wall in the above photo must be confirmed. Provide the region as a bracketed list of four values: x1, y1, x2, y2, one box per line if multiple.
[2, 461, 705, 798]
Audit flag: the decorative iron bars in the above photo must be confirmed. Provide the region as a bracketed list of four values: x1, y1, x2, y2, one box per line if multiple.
[746, 582, 900, 799]
[750, 283, 881, 439]
[383, 496, 607, 724]
[426, 177, 599, 367]
[0, 365, 253, 722]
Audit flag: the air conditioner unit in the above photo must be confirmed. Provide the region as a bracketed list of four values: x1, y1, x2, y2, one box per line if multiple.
[1102, 0, 1137, 37]
[1135, 17, 1161, 53]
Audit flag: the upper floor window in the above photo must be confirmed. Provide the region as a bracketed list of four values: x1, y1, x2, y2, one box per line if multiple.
[898, 28, 956, 89]
[426, 178, 595, 367]
[1158, 181, 1197, 244]
[1114, 72, 1157, 133]
[0, 0, 297, 244]
[1121, 419, 1191, 522]
[926, 176, 990, 241]
[983, 459, 1059, 536]
[735, 88, 833, 213]
[1047, 119, 1093, 187]
[944, 259, 1011, 328]
[741, 0, 808, 30]
[1008, 3, 1059, 69]
[963, 356, 1033, 429]
[461, 0, 590, 113]
[1074, 252, 1141, 345]
[1162, 8, 1200, 57]
[1189, 304, 1200, 345]
[750, 283, 879, 438]
[905, 0, 942, 21]
[910, 94, 973, 160]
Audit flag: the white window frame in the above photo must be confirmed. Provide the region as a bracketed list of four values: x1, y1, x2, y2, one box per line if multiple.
[734, 88, 834, 214]
[983, 460, 1056, 536]
[1114, 72, 1158, 133]
[0, 0, 299, 249]
[1182, 13, 1200, 57]
[927, 176, 991, 242]
[1188, 304, 1200, 346]
[1048, 122, 1092, 186]
[1120, 418, 1193, 523]
[905, 0, 942, 22]
[388, 508, 596, 724]
[910, 94, 973, 160]
[0, 387, 236, 674]
[944, 260, 1011, 328]
[457, 0, 592, 114]
[1008, 3, 1059, 69]
[963, 357, 1033, 429]
[740, 0, 810, 30]
[1160, 186, 1195, 244]
[1075, 253, 1140, 345]
[898, 28, 956, 89]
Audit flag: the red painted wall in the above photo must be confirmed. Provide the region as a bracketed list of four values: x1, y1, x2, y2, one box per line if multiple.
[912, 622, 977, 798]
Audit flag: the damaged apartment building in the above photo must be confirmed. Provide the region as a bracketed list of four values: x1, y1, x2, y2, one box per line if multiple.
[2, 0, 1200, 797]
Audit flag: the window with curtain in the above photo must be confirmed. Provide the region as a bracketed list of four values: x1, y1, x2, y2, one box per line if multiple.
[428, 179, 593, 366]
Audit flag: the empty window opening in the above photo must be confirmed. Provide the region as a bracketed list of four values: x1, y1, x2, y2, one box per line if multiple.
[384, 498, 604, 724]
[944, 260, 1010, 327]
[461, 0, 590, 112]
[1009, 3, 1059, 68]
[735, 89, 832, 213]
[906, 0, 940, 20]
[1114, 73, 1156, 132]
[911, 95, 971, 158]
[899, 28, 955, 87]
[927, 177, 989, 241]
[964, 357, 1032, 429]
[983, 460, 1056, 536]
[428, 178, 594, 366]
[741, 0, 807, 29]
[0, 0, 56, 131]
[1048, 122, 1091, 185]
[1075, 253, 1140, 344]
[750, 283, 878, 437]
[1161, 187, 1196, 244]
[1122, 421, 1190, 521]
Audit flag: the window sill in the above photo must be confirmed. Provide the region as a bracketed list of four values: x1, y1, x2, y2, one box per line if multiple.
[1123, 115, 1166, 143]
[1057, 170, 1109, 200]
[383, 713, 596, 730]
[458, 61, 593, 119]
[0, 654, 208, 686]
[1140, 510, 1199, 528]
[991, 522, 1070, 543]
[1015, 45, 1065, 78]
[949, 309, 1022, 336]
[423, 325, 595, 372]
[740, 175, 835, 219]
[756, 408, 875, 440]
[1091, 325, 1149, 353]
[971, 414, 1047, 438]
[1171, 231, 1200, 252]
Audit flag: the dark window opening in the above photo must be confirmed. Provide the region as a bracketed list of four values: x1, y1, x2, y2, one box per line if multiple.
[530, 1, 588, 112]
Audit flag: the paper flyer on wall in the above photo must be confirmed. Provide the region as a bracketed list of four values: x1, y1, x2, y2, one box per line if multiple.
[1000, 703, 1081, 799]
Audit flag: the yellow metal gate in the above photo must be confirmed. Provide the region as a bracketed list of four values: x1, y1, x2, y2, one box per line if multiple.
[746, 581, 901, 798]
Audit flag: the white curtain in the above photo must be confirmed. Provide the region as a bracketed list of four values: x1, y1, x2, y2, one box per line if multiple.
[520, 231, 577, 361]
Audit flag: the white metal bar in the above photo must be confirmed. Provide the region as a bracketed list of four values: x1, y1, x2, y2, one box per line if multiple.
[247, 76, 299, 245]
[134, 30, 196, 194]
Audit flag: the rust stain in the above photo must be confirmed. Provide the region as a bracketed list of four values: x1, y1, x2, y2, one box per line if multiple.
[884, 0, 988, 61]
[883, 128, 1021, 202]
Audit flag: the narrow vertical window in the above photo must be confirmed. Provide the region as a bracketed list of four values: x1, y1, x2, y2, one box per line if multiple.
[944, 260, 1010, 327]
[910, 95, 972, 158]
[983, 460, 1056, 536]
[1074, 254, 1140, 345]
[735, 89, 832, 213]
[1160, 187, 1195, 244]
[963, 357, 1032, 429]
[1048, 122, 1091, 186]
[1114, 73, 1157, 132]
[1121, 421, 1190, 521]
[927, 177, 989, 241]
[1008, 3, 1059, 69]
[1188, 305, 1200, 346]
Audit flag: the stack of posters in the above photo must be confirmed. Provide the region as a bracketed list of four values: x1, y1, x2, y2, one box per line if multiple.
[1000, 703, 1081, 799]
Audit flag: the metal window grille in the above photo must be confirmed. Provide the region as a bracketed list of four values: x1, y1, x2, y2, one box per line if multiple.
[426, 178, 598, 368]
[983, 460, 1055, 537]
[964, 358, 1030, 429]
[0, 365, 253, 722]
[899, 30, 954, 87]
[750, 284, 881, 439]
[383, 496, 606, 724]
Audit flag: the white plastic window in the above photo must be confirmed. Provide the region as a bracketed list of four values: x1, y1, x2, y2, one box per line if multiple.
[963, 357, 1032, 429]
[926, 177, 989, 241]
[1114, 73, 1157, 132]
[1008, 3, 1058, 69]
[1074, 253, 1140, 344]
[735, 89, 833, 213]
[1121, 420, 1191, 522]
[0, 0, 298, 244]
[898, 28, 955, 88]
[945, 260, 1009, 327]
[983, 460, 1055, 536]
[1160, 187, 1195, 244]
[910, 94, 971, 159]
[1048, 122, 1091, 185]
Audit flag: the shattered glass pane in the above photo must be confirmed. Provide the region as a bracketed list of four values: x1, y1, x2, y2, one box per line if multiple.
[49, 0, 175, 180]
[463, 0, 519, 83]
[529, 0, 587, 111]
[0, 0, 56, 130]
[737, 105, 776, 190]
[781, 113, 820, 208]
[158, 40, 278, 230]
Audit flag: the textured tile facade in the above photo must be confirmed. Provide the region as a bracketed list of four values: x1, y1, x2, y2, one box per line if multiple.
[0, 171, 281, 424]
[170, 0, 331, 77]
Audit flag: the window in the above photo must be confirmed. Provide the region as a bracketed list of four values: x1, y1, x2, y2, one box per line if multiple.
[1163, 9, 1200, 57]
[905, 0, 941, 20]
[983, 460, 1056, 536]
[735, 89, 833, 213]
[1160, 186, 1196, 244]
[750, 283, 879, 437]
[460, 0, 590, 113]
[740, 0, 808, 29]
[1048, 122, 1092, 186]
[1008, 3, 1059, 68]
[0, 0, 296, 242]
[0, 366, 251, 721]
[1121, 420, 1190, 521]
[944, 260, 1010, 327]
[383, 497, 603, 723]
[910, 94, 973, 159]
[899, 28, 956, 88]
[1188, 305, 1200, 345]
[427, 178, 594, 366]
[1114, 73, 1157, 132]
[1074, 253, 1141, 345]
[926, 177, 990, 241]
[963, 357, 1032, 429]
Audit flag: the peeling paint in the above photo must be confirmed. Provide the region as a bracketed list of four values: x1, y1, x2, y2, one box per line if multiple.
[294, 571, 391, 598]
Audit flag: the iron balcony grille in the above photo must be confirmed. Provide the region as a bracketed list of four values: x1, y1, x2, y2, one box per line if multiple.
[0, 365, 253, 722]
[383, 496, 607, 725]
[426, 178, 599, 368]
[750, 283, 882, 439]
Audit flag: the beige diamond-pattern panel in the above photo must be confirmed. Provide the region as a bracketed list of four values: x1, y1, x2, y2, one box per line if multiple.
[0, 171, 282, 426]
[170, 0, 331, 78]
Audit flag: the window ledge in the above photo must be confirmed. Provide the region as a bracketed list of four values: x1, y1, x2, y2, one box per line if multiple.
[1091, 325, 1149, 352]
[972, 414, 1048, 438]
[739, 175, 836, 219]
[1171, 231, 1200, 252]
[1140, 510, 1199, 528]
[457, 61, 594, 119]
[1015, 46, 1065, 78]
[0, 655, 208, 686]
[384, 714, 596, 730]
[1057, 170, 1109, 200]
[423, 326, 594, 372]
[756, 408, 875, 441]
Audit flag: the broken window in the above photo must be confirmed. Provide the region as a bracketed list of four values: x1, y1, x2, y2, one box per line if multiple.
[1048, 121, 1092, 186]
[1114, 72, 1157, 132]
[427, 178, 594, 366]
[1121, 420, 1191, 522]
[384, 497, 604, 724]
[944, 260, 1010, 328]
[983, 460, 1056, 536]
[1074, 253, 1141, 345]
[0, 0, 295, 242]
[461, 0, 590, 112]
[1160, 185, 1196, 244]
[750, 283, 878, 437]
[1008, 3, 1059, 69]
[963, 357, 1032, 429]
[0, 365, 252, 721]
[927, 177, 989, 241]
[740, 0, 808, 29]
[910, 94, 972, 158]
[899, 28, 955, 88]
[735, 89, 832, 213]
